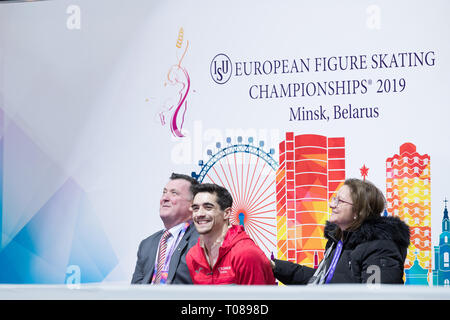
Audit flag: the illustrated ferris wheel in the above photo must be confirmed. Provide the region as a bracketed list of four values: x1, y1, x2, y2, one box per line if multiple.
[192, 136, 278, 257]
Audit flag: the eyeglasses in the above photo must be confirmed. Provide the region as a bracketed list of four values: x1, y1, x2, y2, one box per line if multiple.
[329, 197, 353, 206]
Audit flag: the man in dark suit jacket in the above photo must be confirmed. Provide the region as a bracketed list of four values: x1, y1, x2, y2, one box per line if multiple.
[131, 173, 199, 284]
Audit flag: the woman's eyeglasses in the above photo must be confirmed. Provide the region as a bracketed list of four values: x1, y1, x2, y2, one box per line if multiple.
[330, 197, 353, 206]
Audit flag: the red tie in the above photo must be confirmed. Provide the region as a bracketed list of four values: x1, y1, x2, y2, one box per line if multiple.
[154, 230, 171, 284]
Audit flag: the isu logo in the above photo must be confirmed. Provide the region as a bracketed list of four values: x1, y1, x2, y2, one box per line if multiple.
[210, 53, 232, 84]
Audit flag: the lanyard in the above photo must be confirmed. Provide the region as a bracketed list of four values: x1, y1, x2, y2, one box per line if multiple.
[324, 240, 343, 284]
[163, 222, 190, 269]
[153, 222, 190, 281]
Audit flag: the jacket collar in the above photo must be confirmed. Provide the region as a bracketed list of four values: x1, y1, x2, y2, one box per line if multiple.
[194, 224, 249, 269]
[324, 216, 410, 250]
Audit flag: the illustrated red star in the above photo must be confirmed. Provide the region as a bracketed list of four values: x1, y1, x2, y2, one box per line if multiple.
[360, 164, 369, 181]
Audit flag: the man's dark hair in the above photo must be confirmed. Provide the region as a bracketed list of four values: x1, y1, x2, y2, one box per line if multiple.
[191, 183, 233, 211]
[170, 173, 199, 186]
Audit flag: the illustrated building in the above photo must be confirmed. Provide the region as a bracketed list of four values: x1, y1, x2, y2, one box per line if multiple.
[276, 133, 345, 267]
[432, 200, 450, 286]
[405, 253, 430, 285]
[386, 142, 431, 284]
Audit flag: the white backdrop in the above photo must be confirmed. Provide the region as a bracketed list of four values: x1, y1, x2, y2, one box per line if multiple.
[0, 0, 449, 284]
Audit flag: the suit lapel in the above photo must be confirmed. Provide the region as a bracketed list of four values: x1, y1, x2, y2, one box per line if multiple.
[167, 225, 193, 283]
[143, 230, 163, 283]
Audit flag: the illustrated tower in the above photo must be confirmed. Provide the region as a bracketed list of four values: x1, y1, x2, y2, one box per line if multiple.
[405, 252, 430, 285]
[276, 133, 345, 267]
[386, 143, 431, 283]
[432, 200, 450, 286]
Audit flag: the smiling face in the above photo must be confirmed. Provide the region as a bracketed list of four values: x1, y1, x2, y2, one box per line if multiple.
[329, 185, 355, 231]
[159, 178, 193, 229]
[191, 192, 231, 237]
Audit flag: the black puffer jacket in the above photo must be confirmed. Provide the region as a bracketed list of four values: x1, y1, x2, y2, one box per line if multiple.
[273, 216, 410, 284]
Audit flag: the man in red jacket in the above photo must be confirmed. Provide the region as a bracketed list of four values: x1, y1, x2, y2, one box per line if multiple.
[186, 183, 276, 285]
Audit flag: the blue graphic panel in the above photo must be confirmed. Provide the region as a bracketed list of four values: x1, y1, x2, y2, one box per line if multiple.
[67, 192, 119, 282]
[0, 177, 118, 283]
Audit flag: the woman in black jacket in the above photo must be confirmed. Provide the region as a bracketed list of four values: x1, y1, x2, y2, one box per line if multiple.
[272, 178, 410, 285]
